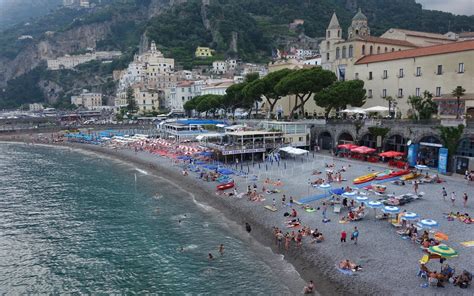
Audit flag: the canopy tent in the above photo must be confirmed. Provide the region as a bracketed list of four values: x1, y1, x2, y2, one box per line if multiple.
[351, 146, 376, 154]
[337, 143, 359, 150]
[340, 107, 366, 114]
[196, 133, 223, 141]
[364, 106, 390, 113]
[379, 151, 404, 158]
[279, 146, 309, 155]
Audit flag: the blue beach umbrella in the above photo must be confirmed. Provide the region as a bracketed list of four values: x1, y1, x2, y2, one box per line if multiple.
[418, 219, 439, 228]
[382, 206, 400, 214]
[355, 196, 368, 202]
[343, 191, 357, 197]
[415, 164, 429, 170]
[319, 184, 331, 189]
[401, 212, 419, 221]
[367, 201, 383, 208]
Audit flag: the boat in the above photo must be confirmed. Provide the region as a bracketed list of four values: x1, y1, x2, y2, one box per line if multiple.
[217, 182, 234, 190]
[353, 172, 380, 184]
[400, 172, 421, 181]
[375, 169, 411, 180]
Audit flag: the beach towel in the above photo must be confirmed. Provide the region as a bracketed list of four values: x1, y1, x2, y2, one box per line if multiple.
[264, 205, 277, 212]
[461, 241, 474, 247]
[335, 265, 354, 276]
[305, 208, 316, 213]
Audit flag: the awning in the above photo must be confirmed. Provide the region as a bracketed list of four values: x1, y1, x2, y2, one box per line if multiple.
[338, 143, 359, 150]
[351, 146, 376, 154]
[379, 151, 404, 158]
[340, 107, 366, 114]
[196, 133, 223, 141]
[279, 146, 309, 155]
[364, 106, 389, 113]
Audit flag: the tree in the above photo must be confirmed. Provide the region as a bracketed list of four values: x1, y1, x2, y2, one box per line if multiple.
[276, 68, 336, 118]
[384, 96, 396, 118]
[193, 94, 223, 117]
[452, 86, 465, 119]
[407, 91, 437, 120]
[407, 95, 423, 120]
[367, 127, 390, 149]
[313, 79, 366, 119]
[126, 87, 137, 113]
[243, 68, 293, 116]
[438, 124, 465, 172]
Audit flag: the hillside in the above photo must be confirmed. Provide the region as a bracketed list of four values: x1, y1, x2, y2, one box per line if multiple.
[1, 0, 474, 108]
[0, 0, 63, 30]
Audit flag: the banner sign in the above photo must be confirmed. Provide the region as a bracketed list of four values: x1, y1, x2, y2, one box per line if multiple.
[438, 147, 448, 174]
[407, 144, 419, 167]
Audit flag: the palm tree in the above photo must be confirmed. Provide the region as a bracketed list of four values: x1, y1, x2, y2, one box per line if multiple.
[452, 86, 465, 119]
[384, 96, 395, 118]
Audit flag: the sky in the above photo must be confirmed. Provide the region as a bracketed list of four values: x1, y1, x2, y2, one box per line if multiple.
[417, 0, 474, 15]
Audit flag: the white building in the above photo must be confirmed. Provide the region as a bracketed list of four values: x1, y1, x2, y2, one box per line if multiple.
[71, 90, 103, 109]
[303, 56, 322, 66]
[169, 80, 204, 111]
[29, 103, 44, 112]
[201, 79, 234, 96]
[47, 51, 121, 70]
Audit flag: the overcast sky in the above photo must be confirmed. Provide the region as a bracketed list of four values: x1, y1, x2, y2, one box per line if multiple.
[417, 0, 474, 15]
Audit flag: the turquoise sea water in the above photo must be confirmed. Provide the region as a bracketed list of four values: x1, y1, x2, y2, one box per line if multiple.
[0, 143, 304, 294]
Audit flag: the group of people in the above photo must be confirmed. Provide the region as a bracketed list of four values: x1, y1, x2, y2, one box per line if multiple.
[442, 187, 469, 208]
[420, 263, 472, 289]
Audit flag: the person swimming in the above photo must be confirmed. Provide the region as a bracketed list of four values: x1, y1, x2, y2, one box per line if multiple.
[208, 253, 214, 260]
[219, 244, 224, 255]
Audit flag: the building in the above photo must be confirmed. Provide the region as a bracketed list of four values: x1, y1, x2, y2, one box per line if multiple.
[320, 9, 418, 80]
[303, 56, 322, 66]
[133, 87, 161, 114]
[71, 90, 103, 110]
[47, 51, 121, 70]
[195, 47, 213, 57]
[260, 121, 311, 148]
[212, 59, 237, 75]
[201, 79, 234, 96]
[29, 103, 44, 112]
[381, 29, 456, 47]
[350, 40, 474, 117]
[169, 80, 204, 111]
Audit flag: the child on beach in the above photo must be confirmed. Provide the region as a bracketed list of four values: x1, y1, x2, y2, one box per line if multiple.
[442, 187, 447, 201]
[340, 230, 347, 243]
[451, 192, 456, 206]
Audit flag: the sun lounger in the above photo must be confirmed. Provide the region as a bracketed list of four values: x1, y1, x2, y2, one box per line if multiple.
[264, 205, 277, 212]
[334, 204, 341, 213]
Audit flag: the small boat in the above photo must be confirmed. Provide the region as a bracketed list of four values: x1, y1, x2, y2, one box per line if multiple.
[217, 182, 234, 190]
[375, 169, 411, 180]
[400, 172, 421, 181]
[353, 172, 380, 184]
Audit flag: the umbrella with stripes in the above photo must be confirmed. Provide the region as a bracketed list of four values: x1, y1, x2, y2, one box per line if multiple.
[401, 212, 419, 221]
[418, 219, 439, 228]
[382, 206, 400, 214]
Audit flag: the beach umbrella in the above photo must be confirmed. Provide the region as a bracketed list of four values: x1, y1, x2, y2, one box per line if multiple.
[382, 206, 400, 214]
[367, 201, 382, 208]
[415, 164, 429, 170]
[319, 184, 331, 188]
[428, 245, 458, 258]
[343, 191, 357, 197]
[355, 196, 368, 202]
[401, 212, 419, 221]
[418, 219, 439, 228]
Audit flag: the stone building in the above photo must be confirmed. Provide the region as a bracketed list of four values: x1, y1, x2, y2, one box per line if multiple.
[71, 90, 102, 110]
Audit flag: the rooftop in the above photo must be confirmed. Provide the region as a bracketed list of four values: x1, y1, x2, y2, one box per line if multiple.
[386, 28, 454, 40]
[356, 36, 417, 47]
[226, 130, 283, 136]
[355, 40, 474, 64]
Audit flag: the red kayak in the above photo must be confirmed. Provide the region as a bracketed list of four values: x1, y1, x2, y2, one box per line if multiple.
[375, 169, 410, 180]
[217, 182, 234, 190]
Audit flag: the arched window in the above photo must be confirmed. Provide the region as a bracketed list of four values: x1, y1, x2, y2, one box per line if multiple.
[385, 47, 388, 53]
[342, 46, 346, 58]
[348, 45, 353, 58]
[362, 45, 366, 55]
[369, 46, 373, 55]
[326, 41, 330, 50]
[337, 30, 340, 37]
[377, 46, 380, 54]
[327, 31, 331, 38]
[392, 48, 395, 52]
[336, 47, 340, 59]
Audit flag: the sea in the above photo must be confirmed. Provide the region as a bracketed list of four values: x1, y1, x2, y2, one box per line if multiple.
[0, 143, 305, 294]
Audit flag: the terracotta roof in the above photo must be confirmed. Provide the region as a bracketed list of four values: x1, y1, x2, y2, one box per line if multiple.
[356, 36, 417, 47]
[355, 40, 474, 64]
[389, 29, 453, 40]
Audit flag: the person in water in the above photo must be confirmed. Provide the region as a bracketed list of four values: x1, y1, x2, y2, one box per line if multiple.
[245, 222, 252, 233]
[208, 253, 214, 260]
[219, 244, 224, 255]
[304, 280, 315, 294]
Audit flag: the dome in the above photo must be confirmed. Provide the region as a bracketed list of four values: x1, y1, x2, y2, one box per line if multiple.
[352, 8, 367, 21]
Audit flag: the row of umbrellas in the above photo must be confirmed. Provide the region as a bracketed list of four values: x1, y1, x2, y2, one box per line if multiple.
[337, 144, 405, 158]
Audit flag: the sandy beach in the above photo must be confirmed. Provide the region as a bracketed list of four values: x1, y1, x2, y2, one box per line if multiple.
[2, 135, 473, 295]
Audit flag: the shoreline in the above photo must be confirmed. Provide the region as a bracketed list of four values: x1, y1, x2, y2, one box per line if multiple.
[1, 139, 363, 295]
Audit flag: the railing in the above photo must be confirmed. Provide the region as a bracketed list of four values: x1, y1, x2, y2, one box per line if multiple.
[204, 142, 283, 152]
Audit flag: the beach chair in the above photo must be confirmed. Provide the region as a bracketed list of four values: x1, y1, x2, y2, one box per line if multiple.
[334, 204, 341, 213]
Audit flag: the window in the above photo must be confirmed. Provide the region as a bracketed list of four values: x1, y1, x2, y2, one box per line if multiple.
[436, 87, 441, 97]
[368, 89, 373, 98]
[143, 100, 145, 104]
[368, 71, 373, 80]
[337, 30, 340, 37]
[391, 48, 395, 52]
[377, 46, 380, 54]
[382, 89, 387, 98]
[384, 47, 388, 53]
[327, 31, 331, 38]
[336, 47, 340, 59]
[399, 68, 404, 78]
[355, 73, 359, 79]
[398, 88, 403, 98]
[416, 67, 422, 77]
[326, 41, 330, 50]
[362, 45, 365, 55]
[458, 63, 465, 73]
[416, 88, 420, 97]
[383, 70, 388, 79]
[348, 45, 353, 58]
[342, 46, 346, 58]
[326, 53, 330, 61]
[437, 65, 443, 75]
[369, 46, 373, 55]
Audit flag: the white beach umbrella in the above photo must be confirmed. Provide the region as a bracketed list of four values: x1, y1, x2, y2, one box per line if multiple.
[401, 212, 419, 221]
[418, 219, 439, 229]
[382, 206, 400, 214]
[355, 196, 368, 202]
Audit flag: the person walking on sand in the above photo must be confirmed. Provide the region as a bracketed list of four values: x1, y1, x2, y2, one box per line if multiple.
[272, 198, 277, 210]
[352, 227, 359, 245]
[340, 230, 347, 243]
[451, 192, 456, 207]
[463, 193, 468, 208]
[304, 280, 315, 294]
[285, 233, 291, 251]
[282, 194, 286, 206]
[322, 202, 328, 219]
[413, 181, 419, 195]
[442, 187, 447, 201]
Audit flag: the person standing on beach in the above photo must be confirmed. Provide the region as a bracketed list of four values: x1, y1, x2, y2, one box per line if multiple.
[322, 202, 327, 219]
[340, 230, 347, 243]
[442, 187, 447, 201]
[289, 196, 294, 206]
[272, 198, 276, 210]
[463, 193, 468, 208]
[282, 194, 286, 206]
[245, 222, 252, 233]
[352, 227, 359, 245]
[413, 181, 419, 195]
[451, 192, 456, 206]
